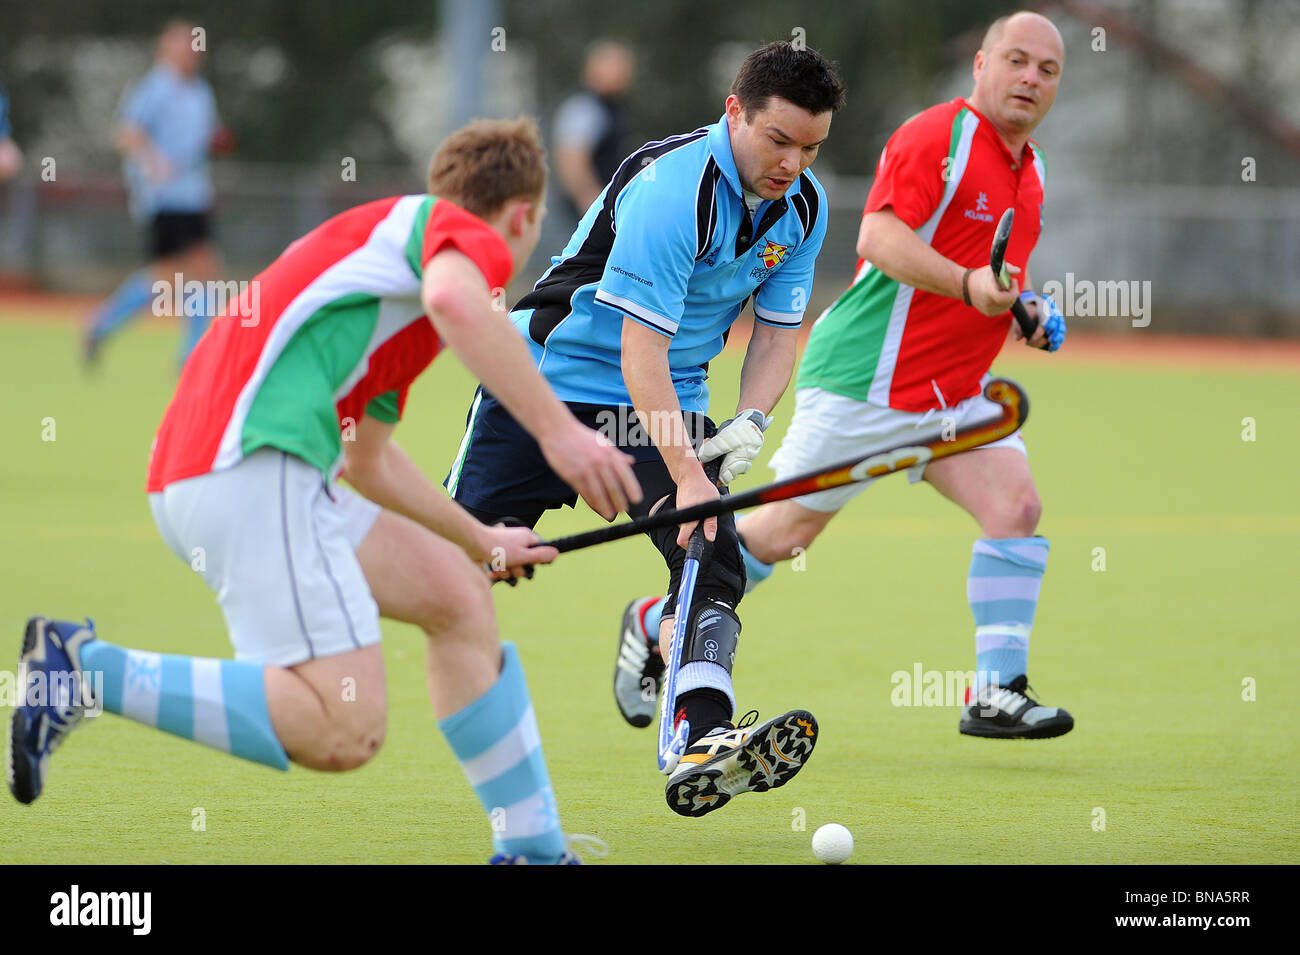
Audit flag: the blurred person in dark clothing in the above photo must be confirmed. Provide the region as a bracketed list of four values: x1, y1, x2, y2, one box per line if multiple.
[552, 41, 636, 223]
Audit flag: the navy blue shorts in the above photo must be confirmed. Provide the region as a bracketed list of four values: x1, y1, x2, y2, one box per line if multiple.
[443, 386, 747, 609]
[150, 210, 212, 259]
[445, 386, 717, 516]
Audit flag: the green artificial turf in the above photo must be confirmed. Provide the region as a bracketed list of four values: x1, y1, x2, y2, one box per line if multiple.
[1, 315, 1296, 863]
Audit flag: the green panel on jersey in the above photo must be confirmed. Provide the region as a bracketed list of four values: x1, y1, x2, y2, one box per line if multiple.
[404, 195, 438, 278]
[796, 271, 902, 400]
[1029, 141, 1047, 196]
[948, 107, 969, 161]
[240, 292, 382, 475]
[365, 389, 401, 424]
[795, 108, 971, 403]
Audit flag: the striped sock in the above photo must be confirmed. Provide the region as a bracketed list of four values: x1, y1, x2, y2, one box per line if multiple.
[739, 537, 774, 593]
[437, 642, 566, 863]
[79, 640, 288, 770]
[968, 537, 1049, 691]
[89, 269, 154, 339]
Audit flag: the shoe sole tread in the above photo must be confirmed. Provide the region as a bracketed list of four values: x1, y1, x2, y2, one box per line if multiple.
[7, 617, 46, 804]
[665, 710, 818, 817]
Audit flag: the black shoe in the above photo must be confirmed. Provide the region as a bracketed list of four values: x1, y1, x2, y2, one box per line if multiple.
[959, 675, 1074, 739]
[81, 327, 102, 368]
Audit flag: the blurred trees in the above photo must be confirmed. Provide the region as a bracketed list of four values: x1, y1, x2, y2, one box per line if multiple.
[0, 0, 1009, 174]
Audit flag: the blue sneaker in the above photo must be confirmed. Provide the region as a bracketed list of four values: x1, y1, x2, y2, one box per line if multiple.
[488, 834, 609, 865]
[7, 617, 98, 805]
[488, 852, 583, 865]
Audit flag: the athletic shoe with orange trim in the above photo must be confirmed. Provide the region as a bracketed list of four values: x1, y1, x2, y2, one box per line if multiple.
[665, 709, 818, 817]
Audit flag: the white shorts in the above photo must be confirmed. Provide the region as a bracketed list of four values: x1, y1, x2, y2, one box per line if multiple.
[768, 385, 1027, 513]
[149, 449, 384, 667]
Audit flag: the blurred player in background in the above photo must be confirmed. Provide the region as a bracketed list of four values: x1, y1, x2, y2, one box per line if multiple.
[82, 20, 230, 368]
[10, 118, 641, 864]
[552, 40, 635, 224]
[0, 84, 22, 182]
[449, 42, 843, 816]
[728, 11, 1074, 739]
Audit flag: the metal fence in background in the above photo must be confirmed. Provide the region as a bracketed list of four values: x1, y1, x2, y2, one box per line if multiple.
[2, 164, 1298, 337]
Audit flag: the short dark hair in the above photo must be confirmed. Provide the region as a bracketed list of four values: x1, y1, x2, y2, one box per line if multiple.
[730, 41, 846, 118]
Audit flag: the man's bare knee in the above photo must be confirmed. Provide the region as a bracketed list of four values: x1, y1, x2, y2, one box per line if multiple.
[744, 506, 830, 563]
[985, 490, 1041, 537]
[785, 512, 828, 555]
[1020, 493, 1043, 533]
[311, 704, 387, 771]
[415, 562, 494, 637]
[278, 648, 387, 771]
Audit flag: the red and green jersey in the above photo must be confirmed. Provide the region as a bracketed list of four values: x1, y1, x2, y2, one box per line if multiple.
[146, 194, 512, 492]
[798, 98, 1046, 412]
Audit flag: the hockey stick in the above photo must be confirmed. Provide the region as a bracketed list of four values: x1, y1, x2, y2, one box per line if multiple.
[990, 208, 1040, 340]
[542, 377, 1029, 555]
[656, 456, 722, 775]
[657, 526, 703, 774]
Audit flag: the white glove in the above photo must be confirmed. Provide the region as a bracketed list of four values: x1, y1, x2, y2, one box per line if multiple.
[698, 409, 772, 485]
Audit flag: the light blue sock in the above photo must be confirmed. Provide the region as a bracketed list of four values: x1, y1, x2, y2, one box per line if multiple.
[643, 597, 665, 646]
[90, 269, 154, 339]
[79, 639, 288, 770]
[739, 537, 774, 593]
[178, 308, 209, 364]
[968, 537, 1049, 690]
[438, 642, 566, 863]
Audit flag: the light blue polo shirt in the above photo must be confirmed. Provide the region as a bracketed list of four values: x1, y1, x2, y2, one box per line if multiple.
[120, 65, 219, 218]
[510, 115, 828, 414]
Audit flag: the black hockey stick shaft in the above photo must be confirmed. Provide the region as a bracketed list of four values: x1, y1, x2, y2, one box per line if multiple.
[990, 208, 1039, 340]
[543, 378, 1028, 554]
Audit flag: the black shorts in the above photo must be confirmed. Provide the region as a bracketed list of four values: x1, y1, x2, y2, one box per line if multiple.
[149, 211, 212, 259]
[446, 386, 747, 610]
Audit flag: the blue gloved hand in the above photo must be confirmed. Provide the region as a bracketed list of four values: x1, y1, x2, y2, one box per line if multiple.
[1020, 290, 1066, 352]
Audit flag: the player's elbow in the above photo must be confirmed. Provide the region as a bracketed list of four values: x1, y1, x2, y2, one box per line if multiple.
[422, 283, 455, 321]
[855, 231, 874, 261]
[857, 210, 908, 263]
[0, 141, 21, 181]
[115, 126, 142, 156]
[856, 214, 888, 261]
[424, 285, 475, 338]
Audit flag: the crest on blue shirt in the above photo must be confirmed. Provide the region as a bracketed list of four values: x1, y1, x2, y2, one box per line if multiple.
[759, 241, 788, 269]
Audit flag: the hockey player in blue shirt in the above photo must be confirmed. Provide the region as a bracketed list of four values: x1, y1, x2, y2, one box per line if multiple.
[447, 41, 845, 817]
